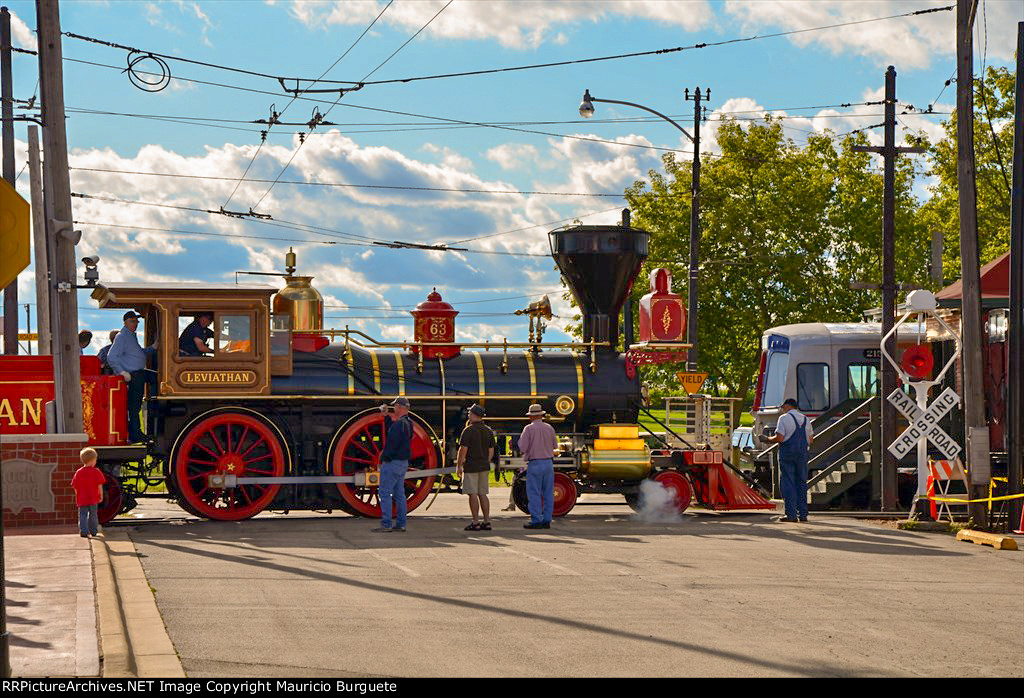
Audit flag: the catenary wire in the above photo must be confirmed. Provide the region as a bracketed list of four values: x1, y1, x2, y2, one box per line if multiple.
[248, 0, 451, 211]
[58, 5, 954, 90]
[224, 1, 396, 209]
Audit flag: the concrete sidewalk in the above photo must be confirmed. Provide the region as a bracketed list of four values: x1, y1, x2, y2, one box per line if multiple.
[3, 529, 184, 678]
[3, 534, 99, 677]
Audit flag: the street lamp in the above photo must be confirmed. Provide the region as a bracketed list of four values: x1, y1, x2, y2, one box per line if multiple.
[579, 88, 709, 370]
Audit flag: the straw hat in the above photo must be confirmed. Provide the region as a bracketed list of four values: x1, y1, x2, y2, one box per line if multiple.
[526, 404, 546, 417]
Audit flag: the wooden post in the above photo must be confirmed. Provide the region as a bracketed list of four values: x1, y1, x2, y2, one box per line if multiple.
[1006, 21, 1023, 531]
[28, 126, 50, 354]
[852, 67, 925, 510]
[955, 0, 989, 522]
[36, 0, 82, 433]
[1, 7, 16, 354]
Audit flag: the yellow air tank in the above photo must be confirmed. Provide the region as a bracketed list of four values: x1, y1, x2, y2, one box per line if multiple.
[581, 424, 651, 479]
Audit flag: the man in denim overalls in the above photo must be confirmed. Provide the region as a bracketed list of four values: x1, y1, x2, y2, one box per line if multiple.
[768, 398, 815, 522]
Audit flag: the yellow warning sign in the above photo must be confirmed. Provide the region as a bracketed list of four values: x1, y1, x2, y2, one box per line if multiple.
[676, 371, 709, 395]
[0, 178, 30, 290]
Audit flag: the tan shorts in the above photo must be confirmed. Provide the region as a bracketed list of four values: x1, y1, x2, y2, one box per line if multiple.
[461, 470, 490, 495]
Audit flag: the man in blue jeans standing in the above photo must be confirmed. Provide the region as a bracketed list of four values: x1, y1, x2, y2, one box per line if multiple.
[373, 397, 414, 533]
[517, 403, 559, 529]
[767, 398, 815, 522]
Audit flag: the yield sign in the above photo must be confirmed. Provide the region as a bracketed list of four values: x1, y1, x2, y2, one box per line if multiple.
[676, 371, 709, 395]
[886, 387, 962, 460]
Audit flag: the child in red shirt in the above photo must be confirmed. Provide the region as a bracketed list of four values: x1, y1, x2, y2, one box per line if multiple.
[71, 447, 105, 537]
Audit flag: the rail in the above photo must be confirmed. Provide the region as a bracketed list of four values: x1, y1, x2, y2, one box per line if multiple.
[321, 326, 612, 373]
[756, 397, 879, 497]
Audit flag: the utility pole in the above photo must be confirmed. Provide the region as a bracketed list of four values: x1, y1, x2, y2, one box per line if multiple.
[2, 7, 16, 355]
[0, 9, 11, 674]
[853, 66, 926, 511]
[36, 0, 82, 433]
[956, 0, 989, 523]
[28, 125, 49, 354]
[684, 86, 705, 371]
[1007, 21, 1023, 532]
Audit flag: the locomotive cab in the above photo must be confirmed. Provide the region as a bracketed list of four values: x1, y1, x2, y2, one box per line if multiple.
[90, 282, 290, 397]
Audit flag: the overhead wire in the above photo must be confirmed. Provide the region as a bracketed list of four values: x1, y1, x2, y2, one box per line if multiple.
[224, 0, 396, 209]
[58, 55, 699, 156]
[68, 166, 627, 197]
[58, 5, 955, 91]
[248, 0, 450, 211]
[69, 192, 554, 257]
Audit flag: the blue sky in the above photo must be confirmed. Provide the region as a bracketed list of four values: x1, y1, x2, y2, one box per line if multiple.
[5, 0, 1020, 351]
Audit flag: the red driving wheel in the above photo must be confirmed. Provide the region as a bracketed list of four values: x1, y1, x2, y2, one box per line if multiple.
[552, 471, 578, 517]
[652, 470, 693, 513]
[97, 472, 123, 524]
[330, 411, 438, 518]
[172, 411, 287, 521]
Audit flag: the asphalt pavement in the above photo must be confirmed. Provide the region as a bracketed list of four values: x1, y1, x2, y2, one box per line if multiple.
[120, 493, 1024, 678]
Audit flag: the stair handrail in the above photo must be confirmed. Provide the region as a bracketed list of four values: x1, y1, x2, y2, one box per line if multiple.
[806, 427, 872, 489]
[754, 396, 877, 461]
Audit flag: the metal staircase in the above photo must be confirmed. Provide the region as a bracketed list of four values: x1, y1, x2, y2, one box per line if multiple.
[759, 397, 880, 508]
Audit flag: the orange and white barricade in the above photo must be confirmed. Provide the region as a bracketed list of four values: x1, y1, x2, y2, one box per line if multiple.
[927, 458, 970, 522]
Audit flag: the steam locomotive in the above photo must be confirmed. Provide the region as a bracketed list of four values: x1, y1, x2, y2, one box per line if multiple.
[2, 213, 772, 522]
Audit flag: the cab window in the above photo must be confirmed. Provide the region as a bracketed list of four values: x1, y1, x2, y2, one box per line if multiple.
[177, 312, 214, 358]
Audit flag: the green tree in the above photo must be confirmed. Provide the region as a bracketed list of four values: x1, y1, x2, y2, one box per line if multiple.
[919, 65, 1015, 269]
[624, 117, 926, 404]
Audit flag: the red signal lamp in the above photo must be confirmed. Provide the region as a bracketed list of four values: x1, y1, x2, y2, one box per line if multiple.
[900, 345, 934, 380]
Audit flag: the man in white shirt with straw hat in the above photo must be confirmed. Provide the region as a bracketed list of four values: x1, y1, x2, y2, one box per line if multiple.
[517, 403, 558, 529]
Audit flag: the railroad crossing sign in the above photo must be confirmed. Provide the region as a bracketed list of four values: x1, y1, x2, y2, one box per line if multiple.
[676, 371, 708, 395]
[886, 386, 962, 461]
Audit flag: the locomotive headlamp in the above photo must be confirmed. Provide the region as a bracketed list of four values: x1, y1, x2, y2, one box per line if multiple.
[579, 90, 595, 118]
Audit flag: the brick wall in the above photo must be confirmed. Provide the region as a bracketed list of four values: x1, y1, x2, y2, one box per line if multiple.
[2, 434, 89, 531]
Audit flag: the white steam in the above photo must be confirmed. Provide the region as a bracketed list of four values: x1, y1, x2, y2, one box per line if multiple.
[631, 480, 684, 524]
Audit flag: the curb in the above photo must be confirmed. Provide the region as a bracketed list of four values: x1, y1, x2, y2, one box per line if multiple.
[93, 530, 186, 677]
[955, 529, 1019, 550]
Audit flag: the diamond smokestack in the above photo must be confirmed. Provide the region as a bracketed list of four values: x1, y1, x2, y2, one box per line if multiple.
[548, 210, 650, 352]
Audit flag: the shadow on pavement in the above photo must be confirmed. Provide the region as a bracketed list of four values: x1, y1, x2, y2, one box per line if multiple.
[125, 510, 971, 560]
[134, 533, 856, 678]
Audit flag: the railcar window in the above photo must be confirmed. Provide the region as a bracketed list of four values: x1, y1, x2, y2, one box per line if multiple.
[847, 363, 878, 400]
[762, 351, 789, 408]
[796, 363, 829, 412]
[219, 315, 252, 354]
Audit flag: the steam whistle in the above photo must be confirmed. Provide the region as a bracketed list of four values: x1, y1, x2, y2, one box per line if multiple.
[515, 295, 553, 344]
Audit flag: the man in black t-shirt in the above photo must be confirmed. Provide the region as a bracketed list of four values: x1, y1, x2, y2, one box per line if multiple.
[457, 404, 495, 531]
[179, 312, 214, 357]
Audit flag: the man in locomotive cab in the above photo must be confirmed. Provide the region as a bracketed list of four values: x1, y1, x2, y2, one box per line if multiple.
[107, 310, 158, 443]
[766, 398, 815, 523]
[373, 397, 414, 533]
[179, 311, 215, 357]
[518, 404, 558, 529]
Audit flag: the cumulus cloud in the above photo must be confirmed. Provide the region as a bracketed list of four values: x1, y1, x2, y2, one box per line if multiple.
[486, 144, 543, 171]
[47, 127, 624, 341]
[701, 91, 952, 157]
[9, 10, 35, 50]
[286, 0, 713, 49]
[723, 0, 1018, 70]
